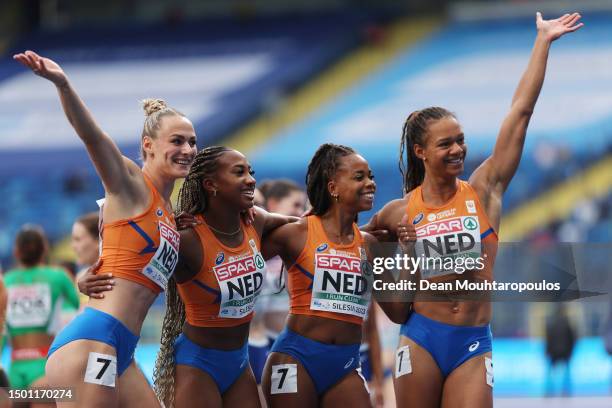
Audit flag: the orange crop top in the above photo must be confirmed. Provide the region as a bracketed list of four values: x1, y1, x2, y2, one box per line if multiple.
[98, 175, 179, 294]
[177, 215, 266, 327]
[287, 216, 370, 326]
[405, 179, 498, 280]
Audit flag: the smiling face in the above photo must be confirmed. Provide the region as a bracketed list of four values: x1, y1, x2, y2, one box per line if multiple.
[328, 153, 376, 213]
[205, 149, 256, 211]
[143, 115, 197, 180]
[414, 116, 467, 179]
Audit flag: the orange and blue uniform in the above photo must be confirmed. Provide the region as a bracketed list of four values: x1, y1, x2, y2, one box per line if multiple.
[400, 180, 498, 377]
[175, 216, 266, 393]
[98, 175, 179, 293]
[49, 175, 180, 376]
[270, 215, 371, 394]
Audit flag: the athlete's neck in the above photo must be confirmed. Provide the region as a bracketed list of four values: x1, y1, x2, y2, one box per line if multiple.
[202, 204, 242, 236]
[420, 175, 458, 206]
[141, 166, 175, 201]
[320, 208, 356, 244]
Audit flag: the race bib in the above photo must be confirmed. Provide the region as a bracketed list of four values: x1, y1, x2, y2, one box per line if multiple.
[214, 239, 266, 318]
[310, 252, 370, 319]
[7, 284, 52, 327]
[142, 221, 179, 290]
[415, 216, 481, 279]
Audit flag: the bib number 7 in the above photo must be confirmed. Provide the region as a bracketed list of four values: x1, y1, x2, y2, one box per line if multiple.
[85, 352, 117, 387]
[271, 364, 297, 394]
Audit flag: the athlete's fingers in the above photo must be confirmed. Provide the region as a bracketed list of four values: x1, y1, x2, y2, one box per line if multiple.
[13, 55, 32, 69]
[87, 284, 114, 293]
[565, 13, 581, 27]
[24, 51, 38, 68]
[176, 211, 198, 230]
[567, 22, 584, 32]
[88, 279, 114, 287]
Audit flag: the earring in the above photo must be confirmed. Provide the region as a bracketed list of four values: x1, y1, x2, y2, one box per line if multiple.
[332, 194, 339, 202]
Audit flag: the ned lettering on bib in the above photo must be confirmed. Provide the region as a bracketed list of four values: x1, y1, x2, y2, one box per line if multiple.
[415, 215, 481, 279]
[143, 220, 180, 290]
[311, 251, 370, 319]
[214, 239, 266, 318]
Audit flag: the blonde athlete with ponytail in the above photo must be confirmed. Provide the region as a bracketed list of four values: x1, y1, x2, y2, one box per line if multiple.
[14, 51, 196, 407]
[153, 147, 296, 408]
[364, 12, 583, 408]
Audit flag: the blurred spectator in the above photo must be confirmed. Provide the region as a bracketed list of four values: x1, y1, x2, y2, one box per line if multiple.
[545, 303, 576, 396]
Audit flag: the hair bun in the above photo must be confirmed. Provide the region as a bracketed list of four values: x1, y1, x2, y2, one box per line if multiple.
[142, 98, 168, 116]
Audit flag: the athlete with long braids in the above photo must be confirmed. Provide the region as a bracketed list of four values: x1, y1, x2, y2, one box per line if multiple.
[153, 146, 298, 408]
[364, 12, 583, 408]
[259, 143, 414, 408]
[14, 51, 196, 406]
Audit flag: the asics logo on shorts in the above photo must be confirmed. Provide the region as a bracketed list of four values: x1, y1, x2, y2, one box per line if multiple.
[344, 357, 354, 369]
[468, 341, 480, 352]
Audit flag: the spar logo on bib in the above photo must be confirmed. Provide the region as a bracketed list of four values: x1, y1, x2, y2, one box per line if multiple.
[463, 217, 478, 230]
[416, 216, 480, 258]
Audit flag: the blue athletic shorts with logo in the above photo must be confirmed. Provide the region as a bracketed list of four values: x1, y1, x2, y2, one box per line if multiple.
[174, 333, 249, 393]
[270, 328, 360, 395]
[48, 307, 139, 376]
[400, 312, 492, 377]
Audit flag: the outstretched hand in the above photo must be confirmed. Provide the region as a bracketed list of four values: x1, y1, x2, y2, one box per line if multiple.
[536, 12, 583, 42]
[13, 50, 68, 87]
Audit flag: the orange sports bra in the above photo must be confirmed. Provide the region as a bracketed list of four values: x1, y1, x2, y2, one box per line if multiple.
[177, 215, 266, 327]
[287, 216, 370, 326]
[405, 179, 498, 280]
[97, 175, 179, 294]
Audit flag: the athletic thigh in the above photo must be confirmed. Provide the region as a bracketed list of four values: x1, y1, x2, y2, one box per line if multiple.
[118, 361, 159, 408]
[262, 352, 318, 408]
[321, 370, 370, 408]
[174, 364, 222, 408]
[223, 365, 261, 408]
[441, 352, 492, 408]
[46, 339, 119, 408]
[393, 336, 444, 408]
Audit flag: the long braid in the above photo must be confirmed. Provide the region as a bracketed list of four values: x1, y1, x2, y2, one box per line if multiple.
[153, 277, 184, 406]
[306, 143, 355, 215]
[399, 107, 455, 194]
[153, 146, 230, 407]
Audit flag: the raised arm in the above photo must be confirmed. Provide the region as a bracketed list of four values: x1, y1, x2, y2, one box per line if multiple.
[471, 13, 583, 196]
[13, 51, 142, 198]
